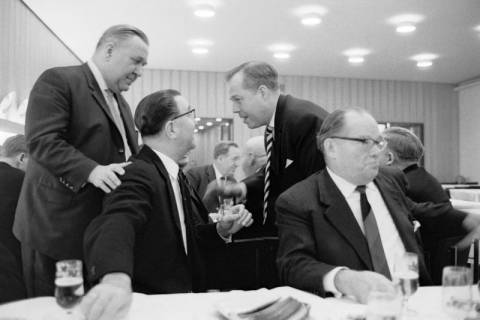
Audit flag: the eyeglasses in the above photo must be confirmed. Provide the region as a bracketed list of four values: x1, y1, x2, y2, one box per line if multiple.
[172, 107, 196, 120]
[330, 136, 387, 150]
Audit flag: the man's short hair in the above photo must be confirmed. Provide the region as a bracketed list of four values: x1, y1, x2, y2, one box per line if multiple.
[134, 89, 181, 137]
[214, 141, 239, 159]
[316, 107, 368, 153]
[1, 134, 27, 158]
[383, 127, 424, 162]
[225, 61, 279, 91]
[96, 24, 149, 49]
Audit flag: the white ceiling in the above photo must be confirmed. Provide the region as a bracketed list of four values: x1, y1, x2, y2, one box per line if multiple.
[24, 0, 480, 84]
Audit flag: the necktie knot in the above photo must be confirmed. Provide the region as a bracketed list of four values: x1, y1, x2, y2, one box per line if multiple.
[265, 125, 273, 137]
[356, 185, 367, 194]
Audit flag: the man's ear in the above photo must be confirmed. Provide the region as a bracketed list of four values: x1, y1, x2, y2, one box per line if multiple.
[164, 121, 176, 138]
[323, 138, 336, 159]
[385, 151, 395, 165]
[105, 42, 114, 60]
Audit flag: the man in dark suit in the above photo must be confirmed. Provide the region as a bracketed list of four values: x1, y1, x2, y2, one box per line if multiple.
[186, 141, 240, 211]
[276, 108, 434, 303]
[13, 25, 148, 296]
[80, 90, 252, 320]
[224, 61, 329, 236]
[0, 134, 28, 302]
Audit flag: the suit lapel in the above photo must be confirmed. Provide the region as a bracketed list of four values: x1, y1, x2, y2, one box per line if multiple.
[271, 95, 287, 175]
[318, 171, 373, 269]
[115, 93, 138, 154]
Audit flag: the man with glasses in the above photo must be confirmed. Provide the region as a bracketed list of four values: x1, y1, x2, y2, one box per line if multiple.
[80, 90, 253, 320]
[276, 108, 433, 303]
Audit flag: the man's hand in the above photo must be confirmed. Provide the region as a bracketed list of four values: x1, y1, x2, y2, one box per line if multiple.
[457, 213, 480, 248]
[80, 273, 132, 320]
[216, 204, 253, 237]
[334, 269, 396, 304]
[87, 162, 130, 193]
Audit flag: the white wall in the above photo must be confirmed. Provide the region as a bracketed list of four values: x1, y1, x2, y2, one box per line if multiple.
[458, 81, 480, 182]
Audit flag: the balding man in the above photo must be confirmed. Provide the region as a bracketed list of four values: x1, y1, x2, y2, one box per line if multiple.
[14, 24, 148, 296]
[241, 136, 267, 178]
[276, 108, 432, 303]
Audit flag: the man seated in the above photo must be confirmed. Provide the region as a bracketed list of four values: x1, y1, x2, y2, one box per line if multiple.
[80, 90, 252, 320]
[276, 108, 433, 303]
[240, 136, 267, 179]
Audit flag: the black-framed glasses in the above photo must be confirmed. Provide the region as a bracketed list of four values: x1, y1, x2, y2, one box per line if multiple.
[330, 136, 387, 150]
[172, 107, 196, 120]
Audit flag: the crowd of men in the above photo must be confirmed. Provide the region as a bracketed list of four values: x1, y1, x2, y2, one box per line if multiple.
[1, 23, 479, 320]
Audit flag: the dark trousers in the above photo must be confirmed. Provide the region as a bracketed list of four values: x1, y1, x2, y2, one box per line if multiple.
[21, 243, 57, 297]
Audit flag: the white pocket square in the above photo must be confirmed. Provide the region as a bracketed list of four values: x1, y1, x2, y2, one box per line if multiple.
[285, 159, 293, 168]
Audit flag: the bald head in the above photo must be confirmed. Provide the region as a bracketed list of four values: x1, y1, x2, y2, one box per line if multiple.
[241, 135, 267, 177]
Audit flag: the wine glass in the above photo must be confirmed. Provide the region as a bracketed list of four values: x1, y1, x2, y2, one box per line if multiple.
[392, 252, 419, 317]
[366, 290, 402, 320]
[54, 260, 84, 318]
[442, 266, 472, 319]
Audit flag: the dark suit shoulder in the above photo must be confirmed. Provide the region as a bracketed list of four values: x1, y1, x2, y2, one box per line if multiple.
[283, 95, 329, 124]
[276, 172, 320, 210]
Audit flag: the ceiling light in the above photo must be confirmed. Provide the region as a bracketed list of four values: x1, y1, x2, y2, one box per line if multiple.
[215, 117, 222, 122]
[301, 15, 321, 26]
[417, 60, 433, 68]
[194, 4, 215, 18]
[273, 52, 290, 60]
[348, 56, 364, 64]
[475, 25, 480, 32]
[206, 121, 213, 126]
[195, 117, 201, 122]
[194, 129, 198, 133]
[410, 53, 438, 61]
[396, 24, 416, 33]
[224, 122, 229, 126]
[192, 47, 208, 55]
[388, 14, 424, 25]
[294, 5, 328, 16]
[343, 48, 371, 57]
[198, 125, 205, 130]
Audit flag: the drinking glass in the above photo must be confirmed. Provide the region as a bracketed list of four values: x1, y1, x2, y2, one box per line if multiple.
[442, 266, 472, 319]
[392, 252, 419, 316]
[366, 290, 402, 320]
[54, 260, 84, 318]
[217, 177, 234, 209]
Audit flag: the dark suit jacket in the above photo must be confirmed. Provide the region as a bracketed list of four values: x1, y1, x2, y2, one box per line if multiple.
[84, 146, 226, 294]
[243, 94, 329, 235]
[276, 169, 432, 296]
[186, 164, 216, 198]
[0, 162, 26, 302]
[404, 164, 450, 203]
[13, 63, 139, 260]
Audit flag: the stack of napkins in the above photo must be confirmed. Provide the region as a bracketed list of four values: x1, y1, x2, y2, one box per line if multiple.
[215, 288, 310, 320]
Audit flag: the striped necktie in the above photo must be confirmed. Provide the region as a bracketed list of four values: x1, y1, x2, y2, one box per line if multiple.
[356, 185, 391, 279]
[263, 125, 274, 224]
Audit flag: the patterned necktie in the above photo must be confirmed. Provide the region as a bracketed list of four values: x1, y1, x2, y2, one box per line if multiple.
[263, 125, 274, 224]
[356, 185, 391, 279]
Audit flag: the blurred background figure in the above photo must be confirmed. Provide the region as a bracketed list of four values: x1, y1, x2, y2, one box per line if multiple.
[0, 134, 28, 303]
[239, 136, 267, 180]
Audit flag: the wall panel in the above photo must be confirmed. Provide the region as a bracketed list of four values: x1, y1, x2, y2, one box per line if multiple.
[124, 69, 458, 181]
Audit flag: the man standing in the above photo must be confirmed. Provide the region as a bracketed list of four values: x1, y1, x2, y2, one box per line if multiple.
[276, 108, 432, 302]
[80, 90, 252, 320]
[0, 134, 28, 302]
[225, 61, 329, 235]
[13, 25, 148, 296]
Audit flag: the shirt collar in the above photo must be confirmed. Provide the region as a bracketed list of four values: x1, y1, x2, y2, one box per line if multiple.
[87, 60, 109, 93]
[151, 148, 180, 179]
[212, 163, 223, 179]
[326, 167, 374, 198]
[268, 103, 277, 129]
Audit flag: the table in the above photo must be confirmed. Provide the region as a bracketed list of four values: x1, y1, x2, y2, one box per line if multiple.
[450, 189, 480, 202]
[1, 286, 477, 320]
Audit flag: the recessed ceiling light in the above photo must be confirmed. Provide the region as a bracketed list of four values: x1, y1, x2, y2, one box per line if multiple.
[396, 24, 416, 33]
[215, 117, 222, 122]
[294, 5, 328, 16]
[388, 14, 424, 25]
[195, 117, 201, 122]
[417, 61, 433, 68]
[206, 121, 213, 126]
[194, 4, 215, 18]
[198, 125, 205, 130]
[343, 48, 371, 57]
[192, 47, 208, 55]
[348, 56, 365, 64]
[301, 15, 322, 26]
[411, 53, 438, 61]
[273, 52, 290, 60]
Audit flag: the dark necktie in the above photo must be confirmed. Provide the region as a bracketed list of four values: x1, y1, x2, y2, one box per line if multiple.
[356, 185, 391, 279]
[263, 126, 274, 224]
[178, 171, 195, 254]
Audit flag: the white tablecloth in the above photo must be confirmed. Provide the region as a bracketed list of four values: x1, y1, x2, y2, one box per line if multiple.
[450, 189, 480, 202]
[2, 286, 477, 320]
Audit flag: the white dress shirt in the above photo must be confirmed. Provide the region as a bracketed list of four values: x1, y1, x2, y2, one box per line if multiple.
[323, 167, 406, 294]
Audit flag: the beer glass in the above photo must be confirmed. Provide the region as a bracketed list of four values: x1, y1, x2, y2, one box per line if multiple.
[55, 260, 84, 316]
[217, 176, 234, 219]
[442, 266, 472, 319]
[392, 252, 419, 316]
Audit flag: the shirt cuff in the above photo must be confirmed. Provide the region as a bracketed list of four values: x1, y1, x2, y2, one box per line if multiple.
[217, 230, 232, 243]
[323, 266, 348, 297]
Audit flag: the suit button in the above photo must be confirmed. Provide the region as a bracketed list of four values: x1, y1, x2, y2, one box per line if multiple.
[119, 148, 124, 154]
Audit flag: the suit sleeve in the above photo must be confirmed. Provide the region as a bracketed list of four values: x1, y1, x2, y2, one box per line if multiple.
[276, 193, 335, 296]
[83, 164, 154, 283]
[25, 69, 98, 191]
